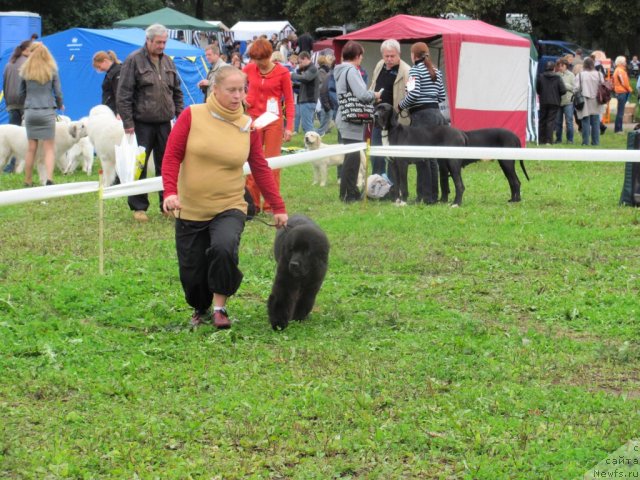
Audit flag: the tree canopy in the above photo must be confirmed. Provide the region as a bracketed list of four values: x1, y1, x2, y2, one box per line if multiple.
[3, 0, 639, 56]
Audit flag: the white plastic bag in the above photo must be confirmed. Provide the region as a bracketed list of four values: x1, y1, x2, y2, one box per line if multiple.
[366, 174, 392, 199]
[114, 133, 146, 184]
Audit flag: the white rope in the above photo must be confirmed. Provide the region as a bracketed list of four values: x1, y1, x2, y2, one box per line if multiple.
[2, 143, 637, 208]
[370, 145, 640, 163]
[0, 143, 367, 207]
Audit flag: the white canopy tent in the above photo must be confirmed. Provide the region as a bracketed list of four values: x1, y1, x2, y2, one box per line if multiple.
[230, 21, 295, 41]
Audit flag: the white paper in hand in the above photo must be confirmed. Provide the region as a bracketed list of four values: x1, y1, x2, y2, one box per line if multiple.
[252, 111, 280, 130]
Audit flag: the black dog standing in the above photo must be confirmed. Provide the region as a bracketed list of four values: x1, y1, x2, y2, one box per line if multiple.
[268, 215, 330, 330]
[375, 103, 529, 206]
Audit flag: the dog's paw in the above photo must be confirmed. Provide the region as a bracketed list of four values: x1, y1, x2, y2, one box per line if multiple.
[450, 203, 459, 208]
[394, 199, 407, 207]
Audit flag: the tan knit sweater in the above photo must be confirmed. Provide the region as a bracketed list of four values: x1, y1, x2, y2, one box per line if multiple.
[177, 95, 252, 221]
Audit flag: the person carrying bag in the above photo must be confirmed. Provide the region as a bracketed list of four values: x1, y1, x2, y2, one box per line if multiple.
[334, 41, 381, 202]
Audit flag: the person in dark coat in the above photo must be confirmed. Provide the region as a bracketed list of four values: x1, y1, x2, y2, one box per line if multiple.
[92, 50, 122, 115]
[537, 60, 567, 145]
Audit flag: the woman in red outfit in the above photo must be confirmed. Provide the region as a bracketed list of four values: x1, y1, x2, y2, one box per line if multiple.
[243, 38, 295, 213]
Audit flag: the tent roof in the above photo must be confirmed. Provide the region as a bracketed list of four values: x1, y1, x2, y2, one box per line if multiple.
[113, 7, 219, 31]
[230, 21, 295, 41]
[0, 27, 206, 122]
[336, 14, 528, 46]
[206, 20, 229, 31]
[70, 27, 204, 56]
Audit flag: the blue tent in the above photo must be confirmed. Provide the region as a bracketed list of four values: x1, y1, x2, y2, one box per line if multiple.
[0, 28, 209, 123]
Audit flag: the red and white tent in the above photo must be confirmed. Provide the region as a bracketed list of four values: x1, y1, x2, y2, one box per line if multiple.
[333, 15, 532, 145]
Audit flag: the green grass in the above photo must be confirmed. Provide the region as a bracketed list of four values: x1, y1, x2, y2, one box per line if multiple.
[1, 131, 639, 479]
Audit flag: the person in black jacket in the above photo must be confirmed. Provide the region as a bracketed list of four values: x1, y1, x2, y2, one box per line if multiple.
[537, 60, 567, 145]
[92, 50, 122, 115]
[290, 51, 319, 133]
[117, 24, 184, 222]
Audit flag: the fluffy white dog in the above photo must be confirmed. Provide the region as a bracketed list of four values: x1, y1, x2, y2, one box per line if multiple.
[304, 131, 365, 188]
[0, 124, 28, 170]
[63, 137, 95, 175]
[84, 105, 125, 186]
[2, 120, 88, 184]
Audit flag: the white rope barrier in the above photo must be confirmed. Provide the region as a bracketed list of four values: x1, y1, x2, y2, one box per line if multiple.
[0, 143, 368, 207]
[0, 181, 99, 207]
[370, 145, 640, 163]
[2, 143, 638, 208]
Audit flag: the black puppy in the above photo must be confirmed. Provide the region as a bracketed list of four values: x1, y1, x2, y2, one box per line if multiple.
[438, 128, 530, 204]
[268, 214, 329, 330]
[374, 103, 466, 203]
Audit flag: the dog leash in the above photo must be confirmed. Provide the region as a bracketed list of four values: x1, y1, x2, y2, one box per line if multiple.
[251, 216, 289, 230]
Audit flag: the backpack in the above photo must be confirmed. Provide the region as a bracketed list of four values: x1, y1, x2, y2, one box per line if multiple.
[597, 79, 613, 105]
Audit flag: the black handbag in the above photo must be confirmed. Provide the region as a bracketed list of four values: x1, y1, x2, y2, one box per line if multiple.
[338, 80, 374, 124]
[573, 91, 585, 110]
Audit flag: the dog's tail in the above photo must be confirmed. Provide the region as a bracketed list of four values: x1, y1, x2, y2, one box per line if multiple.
[520, 160, 530, 181]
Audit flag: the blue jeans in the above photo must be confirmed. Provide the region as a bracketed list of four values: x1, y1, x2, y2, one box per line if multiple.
[555, 103, 574, 143]
[298, 102, 316, 133]
[581, 114, 600, 146]
[615, 92, 630, 133]
[317, 108, 333, 135]
[370, 126, 386, 175]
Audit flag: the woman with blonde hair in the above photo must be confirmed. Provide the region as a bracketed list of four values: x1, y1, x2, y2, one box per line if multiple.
[92, 50, 121, 114]
[19, 42, 64, 186]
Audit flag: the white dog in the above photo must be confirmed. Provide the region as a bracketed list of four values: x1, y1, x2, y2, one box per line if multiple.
[63, 137, 95, 175]
[0, 124, 28, 170]
[3, 120, 88, 184]
[84, 105, 125, 186]
[304, 131, 366, 188]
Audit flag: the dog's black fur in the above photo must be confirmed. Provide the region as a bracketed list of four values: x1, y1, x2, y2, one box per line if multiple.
[375, 103, 466, 203]
[268, 214, 329, 330]
[374, 103, 529, 205]
[439, 128, 530, 204]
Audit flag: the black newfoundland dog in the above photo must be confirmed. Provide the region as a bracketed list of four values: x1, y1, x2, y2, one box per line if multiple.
[268, 214, 330, 330]
[374, 103, 529, 206]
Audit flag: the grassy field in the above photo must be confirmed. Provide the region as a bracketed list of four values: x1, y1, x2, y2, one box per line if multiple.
[0, 130, 639, 479]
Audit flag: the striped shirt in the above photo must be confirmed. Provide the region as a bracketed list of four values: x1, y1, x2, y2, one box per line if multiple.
[399, 62, 446, 111]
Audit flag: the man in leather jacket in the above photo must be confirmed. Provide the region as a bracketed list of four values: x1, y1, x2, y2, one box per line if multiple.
[117, 23, 184, 222]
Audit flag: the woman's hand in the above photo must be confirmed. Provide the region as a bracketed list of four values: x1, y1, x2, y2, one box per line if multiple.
[163, 194, 181, 213]
[283, 130, 292, 142]
[273, 213, 288, 229]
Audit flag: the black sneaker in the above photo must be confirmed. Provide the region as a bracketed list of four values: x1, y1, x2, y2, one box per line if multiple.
[190, 309, 210, 327]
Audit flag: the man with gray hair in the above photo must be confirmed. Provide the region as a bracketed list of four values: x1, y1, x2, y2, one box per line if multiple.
[117, 23, 184, 222]
[369, 39, 411, 177]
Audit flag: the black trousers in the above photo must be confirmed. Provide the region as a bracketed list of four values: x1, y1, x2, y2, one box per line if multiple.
[411, 108, 443, 203]
[539, 105, 560, 145]
[339, 138, 362, 202]
[175, 209, 246, 312]
[128, 121, 171, 212]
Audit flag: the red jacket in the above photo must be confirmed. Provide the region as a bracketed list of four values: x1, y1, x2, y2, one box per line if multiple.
[243, 62, 295, 132]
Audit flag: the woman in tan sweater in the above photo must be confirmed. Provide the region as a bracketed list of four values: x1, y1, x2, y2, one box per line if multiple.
[162, 66, 288, 329]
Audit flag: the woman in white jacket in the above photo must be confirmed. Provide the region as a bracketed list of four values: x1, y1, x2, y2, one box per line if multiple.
[574, 57, 604, 146]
